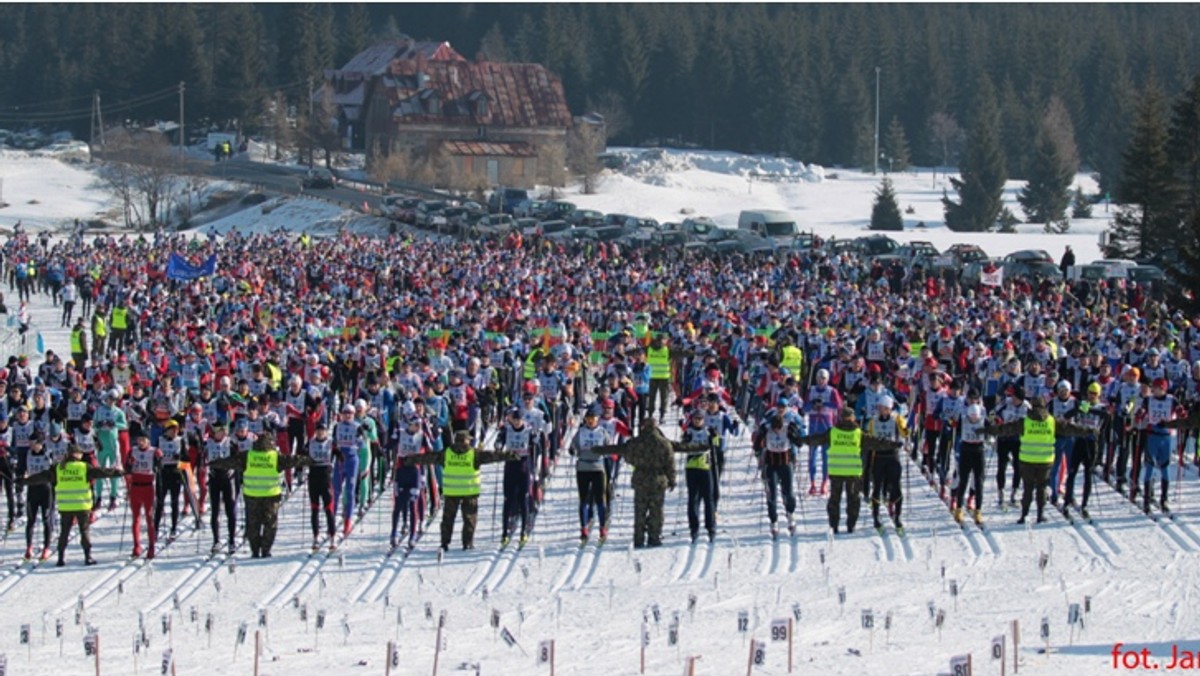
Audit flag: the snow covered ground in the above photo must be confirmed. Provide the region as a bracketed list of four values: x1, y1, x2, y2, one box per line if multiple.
[0, 148, 1194, 675]
[0, 146, 118, 230]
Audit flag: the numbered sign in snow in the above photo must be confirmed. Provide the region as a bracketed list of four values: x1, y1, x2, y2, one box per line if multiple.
[689, 594, 698, 613]
[819, 548, 826, 565]
[389, 641, 400, 668]
[258, 608, 268, 628]
[491, 609, 501, 629]
[935, 609, 945, 629]
[837, 586, 847, 606]
[770, 618, 789, 642]
[634, 559, 642, 574]
[652, 604, 662, 624]
[83, 630, 98, 657]
[668, 618, 680, 647]
[55, 618, 63, 639]
[161, 614, 171, 635]
[341, 616, 351, 638]
[189, 607, 197, 624]
[316, 610, 327, 631]
[425, 602, 434, 621]
[482, 587, 489, 602]
[927, 601, 936, 620]
[861, 609, 875, 630]
[538, 640, 552, 664]
[1085, 595, 1092, 613]
[205, 614, 214, 634]
[236, 621, 248, 645]
[752, 640, 767, 667]
[991, 635, 1004, 661]
[161, 648, 174, 675]
[439, 610, 448, 629]
[949, 579, 959, 597]
[1038, 552, 1048, 571]
[1040, 616, 1050, 640]
[792, 603, 802, 622]
[950, 654, 971, 676]
[885, 610, 893, 631]
[737, 610, 750, 633]
[0, 653, 7, 676]
[172, 593, 180, 611]
[1068, 603, 1082, 627]
[213, 578, 222, 594]
[18, 624, 29, 645]
[641, 622, 651, 647]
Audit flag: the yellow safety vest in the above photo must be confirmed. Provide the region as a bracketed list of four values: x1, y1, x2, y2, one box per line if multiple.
[442, 448, 481, 498]
[1020, 416, 1055, 465]
[523, 349, 541, 381]
[111, 307, 127, 330]
[56, 461, 92, 512]
[242, 450, 281, 498]
[70, 330, 84, 353]
[781, 345, 803, 375]
[909, 341, 925, 358]
[828, 427, 863, 477]
[647, 346, 670, 381]
[93, 316, 107, 338]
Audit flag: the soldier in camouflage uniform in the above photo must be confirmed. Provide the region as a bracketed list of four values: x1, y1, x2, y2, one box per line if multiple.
[594, 418, 706, 548]
[209, 435, 312, 557]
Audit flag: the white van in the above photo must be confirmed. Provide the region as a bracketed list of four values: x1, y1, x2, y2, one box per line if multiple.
[738, 210, 797, 239]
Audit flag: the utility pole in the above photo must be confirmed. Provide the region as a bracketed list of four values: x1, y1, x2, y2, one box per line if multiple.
[96, 92, 105, 150]
[178, 81, 185, 164]
[308, 78, 315, 168]
[873, 66, 881, 175]
[89, 90, 97, 163]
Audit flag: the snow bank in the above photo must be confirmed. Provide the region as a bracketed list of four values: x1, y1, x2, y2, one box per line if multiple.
[0, 149, 116, 229]
[611, 147, 826, 185]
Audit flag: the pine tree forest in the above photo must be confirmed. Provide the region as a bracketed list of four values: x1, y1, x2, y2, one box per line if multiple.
[1, 4, 1199, 188]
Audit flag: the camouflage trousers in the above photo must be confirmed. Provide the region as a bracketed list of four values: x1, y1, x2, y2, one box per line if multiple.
[245, 496, 280, 557]
[632, 487, 666, 546]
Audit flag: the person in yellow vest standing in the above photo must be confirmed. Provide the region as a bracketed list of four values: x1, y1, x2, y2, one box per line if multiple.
[793, 407, 902, 534]
[91, 307, 108, 363]
[209, 435, 311, 558]
[403, 430, 515, 551]
[982, 396, 1093, 525]
[109, 303, 128, 352]
[25, 444, 124, 566]
[69, 316, 88, 369]
[779, 337, 804, 383]
[646, 334, 672, 422]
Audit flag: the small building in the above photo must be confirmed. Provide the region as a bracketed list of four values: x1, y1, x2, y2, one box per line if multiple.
[322, 38, 465, 151]
[327, 39, 574, 189]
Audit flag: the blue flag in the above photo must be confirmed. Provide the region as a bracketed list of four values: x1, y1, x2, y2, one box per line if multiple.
[167, 253, 217, 281]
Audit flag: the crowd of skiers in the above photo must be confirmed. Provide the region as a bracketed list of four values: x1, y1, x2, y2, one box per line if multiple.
[0, 225, 1196, 566]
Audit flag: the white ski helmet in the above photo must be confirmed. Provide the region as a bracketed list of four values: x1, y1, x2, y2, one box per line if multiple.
[966, 404, 984, 422]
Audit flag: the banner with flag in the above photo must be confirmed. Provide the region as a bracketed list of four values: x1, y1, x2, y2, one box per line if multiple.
[980, 267, 1004, 287]
[166, 253, 217, 281]
[535, 328, 564, 348]
[589, 331, 611, 364]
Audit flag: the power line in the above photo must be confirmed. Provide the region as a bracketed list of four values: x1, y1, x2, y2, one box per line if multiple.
[0, 85, 179, 122]
[0, 88, 178, 125]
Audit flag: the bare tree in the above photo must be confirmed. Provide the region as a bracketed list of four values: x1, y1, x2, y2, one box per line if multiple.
[303, 85, 342, 169]
[568, 119, 606, 194]
[537, 142, 567, 188]
[266, 91, 294, 162]
[368, 141, 414, 184]
[927, 111, 964, 182]
[100, 130, 181, 230]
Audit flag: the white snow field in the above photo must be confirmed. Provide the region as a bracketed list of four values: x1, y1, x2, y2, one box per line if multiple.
[0, 149, 1194, 675]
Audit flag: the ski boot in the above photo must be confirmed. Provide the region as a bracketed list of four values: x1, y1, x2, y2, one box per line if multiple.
[972, 509, 983, 526]
[146, 547, 155, 561]
[808, 481, 818, 496]
[84, 556, 98, 566]
[519, 532, 529, 547]
[787, 514, 796, 536]
[211, 541, 222, 555]
[952, 507, 963, 524]
[108, 497, 118, 512]
[312, 537, 322, 553]
[40, 547, 51, 561]
[769, 521, 779, 540]
[599, 527, 608, 544]
[580, 527, 589, 544]
[23, 546, 33, 561]
[707, 529, 716, 542]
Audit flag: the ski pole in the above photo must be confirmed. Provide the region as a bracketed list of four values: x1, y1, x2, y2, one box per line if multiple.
[491, 464, 500, 542]
[117, 495, 130, 558]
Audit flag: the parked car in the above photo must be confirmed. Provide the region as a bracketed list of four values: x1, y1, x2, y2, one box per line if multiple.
[946, 244, 989, 266]
[512, 199, 547, 218]
[854, 234, 899, 258]
[536, 220, 574, 239]
[488, 187, 530, 214]
[603, 213, 639, 229]
[542, 200, 577, 220]
[301, 168, 337, 189]
[383, 196, 421, 222]
[414, 200, 448, 230]
[568, 209, 605, 228]
[633, 217, 661, 231]
[895, 240, 939, 266]
[1001, 250, 1062, 279]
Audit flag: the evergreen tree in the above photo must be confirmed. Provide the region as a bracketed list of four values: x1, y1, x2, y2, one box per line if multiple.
[883, 117, 910, 172]
[338, 5, 371, 67]
[1106, 79, 1178, 260]
[1168, 72, 1200, 217]
[870, 178, 904, 231]
[943, 77, 1007, 232]
[1019, 96, 1078, 224]
[1070, 187, 1093, 219]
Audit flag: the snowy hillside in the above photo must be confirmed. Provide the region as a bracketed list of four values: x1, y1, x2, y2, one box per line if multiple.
[0, 147, 1192, 675]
